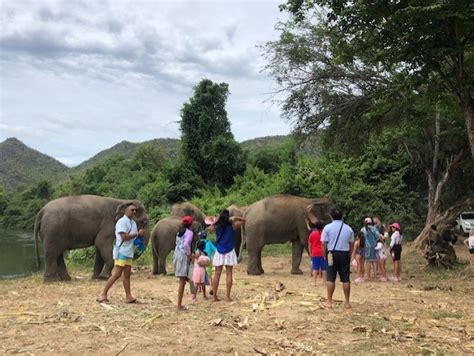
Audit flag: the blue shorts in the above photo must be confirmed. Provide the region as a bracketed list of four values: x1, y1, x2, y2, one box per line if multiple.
[311, 256, 327, 271]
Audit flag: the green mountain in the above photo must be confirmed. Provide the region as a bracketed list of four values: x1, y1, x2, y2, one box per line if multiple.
[1, 135, 298, 191]
[0, 138, 69, 191]
[240, 135, 289, 154]
[72, 138, 181, 172]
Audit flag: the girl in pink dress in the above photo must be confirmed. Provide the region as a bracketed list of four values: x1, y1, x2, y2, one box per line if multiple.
[192, 249, 210, 300]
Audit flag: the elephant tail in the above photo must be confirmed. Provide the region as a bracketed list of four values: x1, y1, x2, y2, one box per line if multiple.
[33, 208, 44, 270]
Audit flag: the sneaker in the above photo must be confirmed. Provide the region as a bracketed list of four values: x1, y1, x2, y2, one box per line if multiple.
[190, 295, 197, 302]
[379, 277, 388, 282]
[355, 277, 364, 283]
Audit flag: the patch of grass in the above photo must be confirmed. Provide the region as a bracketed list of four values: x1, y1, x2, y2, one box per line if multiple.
[431, 311, 463, 320]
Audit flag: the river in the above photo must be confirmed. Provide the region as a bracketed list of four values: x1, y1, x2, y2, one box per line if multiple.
[0, 229, 43, 279]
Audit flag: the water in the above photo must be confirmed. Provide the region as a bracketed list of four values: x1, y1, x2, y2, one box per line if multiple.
[0, 229, 43, 279]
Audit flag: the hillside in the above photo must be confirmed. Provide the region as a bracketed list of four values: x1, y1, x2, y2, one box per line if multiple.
[240, 135, 288, 154]
[72, 138, 181, 172]
[0, 138, 69, 191]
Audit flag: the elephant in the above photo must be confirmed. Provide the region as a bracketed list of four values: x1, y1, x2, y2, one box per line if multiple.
[227, 204, 246, 261]
[34, 195, 150, 281]
[243, 194, 333, 275]
[170, 202, 205, 227]
[151, 216, 202, 275]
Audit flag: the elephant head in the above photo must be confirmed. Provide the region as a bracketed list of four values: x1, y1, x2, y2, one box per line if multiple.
[305, 198, 334, 225]
[170, 202, 205, 227]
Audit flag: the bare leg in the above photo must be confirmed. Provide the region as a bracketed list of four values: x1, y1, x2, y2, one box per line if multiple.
[122, 265, 135, 302]
[325, 282, 335, 308]
[342, 282, 351, 309]
[177, 277, 187, 310]
[312, 270, 317, 286]
[212, 266, 223, 301]
[322, 270, 327, 285]
[202, 285, 207, 299]
[225, 266, 233, 301]
[98, 265, 123, 301]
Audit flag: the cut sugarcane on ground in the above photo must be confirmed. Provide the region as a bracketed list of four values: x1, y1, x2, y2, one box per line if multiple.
[0, 244, 473, 355]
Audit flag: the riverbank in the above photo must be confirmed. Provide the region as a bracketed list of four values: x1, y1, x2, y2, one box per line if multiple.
[1, 245, 473, 354]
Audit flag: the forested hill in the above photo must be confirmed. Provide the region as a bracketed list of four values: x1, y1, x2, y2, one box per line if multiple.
[0, 135, 290, 191]
[0, 138, 69, 191]
[73, 138, 181, 173]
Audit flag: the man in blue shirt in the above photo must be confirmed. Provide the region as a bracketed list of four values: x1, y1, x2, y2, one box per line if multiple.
[321, 208, 354, 309]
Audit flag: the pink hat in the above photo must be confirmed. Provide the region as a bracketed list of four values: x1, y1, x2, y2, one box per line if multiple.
[204, 216, 217, 225]
[390, 222, 400, 230]
[364, 217, 372, 224]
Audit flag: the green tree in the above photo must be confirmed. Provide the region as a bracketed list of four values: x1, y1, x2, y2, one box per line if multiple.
[282, 0, 474, 157]
[180, 79, 246, 188]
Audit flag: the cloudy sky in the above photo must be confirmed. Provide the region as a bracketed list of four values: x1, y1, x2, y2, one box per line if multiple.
[0, 0, 291, 166]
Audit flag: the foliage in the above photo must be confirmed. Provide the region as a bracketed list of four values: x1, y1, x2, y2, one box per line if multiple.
[179, 79, 247, 188]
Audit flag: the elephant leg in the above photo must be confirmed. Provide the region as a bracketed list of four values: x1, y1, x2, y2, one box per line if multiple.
[247, 248, 263, 275]
[257, 249, 264, 274]
[44, 251, 60, 281]
[92, 249, 107, 280]
[157, 250, 167, 275]
[57, 254, 71, 281]
[95, 237, 114, 279]
[291, 240, 304, 274]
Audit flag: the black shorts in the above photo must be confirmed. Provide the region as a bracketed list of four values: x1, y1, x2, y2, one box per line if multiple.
[391, 244, 402, 261]
[469, 248, 474, 254]
[326, 251, 350, 283]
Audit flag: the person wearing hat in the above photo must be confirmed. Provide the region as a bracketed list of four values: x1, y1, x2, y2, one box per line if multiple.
[207, 209, 245, 302]
[173, 215, 195, 310]
[389, 222, 402, 282]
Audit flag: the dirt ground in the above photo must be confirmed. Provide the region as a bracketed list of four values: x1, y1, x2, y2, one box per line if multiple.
[1, 245, 473, 355]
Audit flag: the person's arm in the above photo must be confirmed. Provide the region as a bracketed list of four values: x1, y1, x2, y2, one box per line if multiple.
[349, 230, 354, 256]
[308, 234, 313, 257]
[464, 239, 470, 248]
[321, 241, 327, 258]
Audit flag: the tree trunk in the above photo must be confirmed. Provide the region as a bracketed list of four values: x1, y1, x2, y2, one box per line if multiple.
[462, 96, 474, 158]
[414, 195, 474, 248]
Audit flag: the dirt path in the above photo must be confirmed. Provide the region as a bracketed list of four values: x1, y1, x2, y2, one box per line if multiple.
[1, 246, 473, 355]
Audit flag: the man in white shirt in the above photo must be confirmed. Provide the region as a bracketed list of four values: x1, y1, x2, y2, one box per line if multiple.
[97, 203, 144, 304]
[321, 209, 354, 309]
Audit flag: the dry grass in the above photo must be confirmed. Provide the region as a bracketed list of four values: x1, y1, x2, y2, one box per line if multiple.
[0, 244, 473, 355]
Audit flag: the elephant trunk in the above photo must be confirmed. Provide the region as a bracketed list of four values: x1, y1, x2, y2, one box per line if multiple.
[33, 209, 43, 270]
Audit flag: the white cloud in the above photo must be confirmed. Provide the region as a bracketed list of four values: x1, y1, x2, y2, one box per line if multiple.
[0, 0, 291, 166]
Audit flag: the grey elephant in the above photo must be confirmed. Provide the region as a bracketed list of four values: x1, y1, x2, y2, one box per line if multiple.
[34, 195, 150, 281]
[170, 202, 205, 226]
[243, 194, 333, 275]
[151, 216, 202, 275]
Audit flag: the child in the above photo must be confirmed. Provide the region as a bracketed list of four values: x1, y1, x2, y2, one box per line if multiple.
[173, 216, 194, 310]
[375, 236, 387, 282]
[199, 231, 216, 294]
[308, 221, 326, 287]
[389, 222, 402, 282]
[463, 230, 474, 268]
[192, 240, 211, 300]
[351, 231, 366, 283]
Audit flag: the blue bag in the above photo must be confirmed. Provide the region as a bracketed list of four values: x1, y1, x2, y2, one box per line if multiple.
[133, 235, 146, 260]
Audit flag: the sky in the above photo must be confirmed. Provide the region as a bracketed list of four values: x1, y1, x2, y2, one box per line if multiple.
[0, 0, 291, 166]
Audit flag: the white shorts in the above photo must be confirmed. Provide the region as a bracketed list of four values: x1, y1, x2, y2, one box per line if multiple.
[213, 249, 238, 267]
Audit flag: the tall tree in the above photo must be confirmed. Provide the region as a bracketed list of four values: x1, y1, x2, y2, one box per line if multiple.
[282, 0, 474, 157]
[179, 79, 246, 188]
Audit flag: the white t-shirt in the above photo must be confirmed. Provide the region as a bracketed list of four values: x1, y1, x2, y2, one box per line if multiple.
[114, 215, 138, 259]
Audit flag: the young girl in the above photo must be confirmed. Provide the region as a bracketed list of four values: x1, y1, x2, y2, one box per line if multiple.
[308, 221, 326, 287]
[389, 222, 402, 282]
[351, 231, 366, 283]
[375, 236, 387, 282]
[192, 240, 211, 300]
[173, 216, 194, 311]
[362, 217, 381, 280]
[199, 231, 216, 294]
